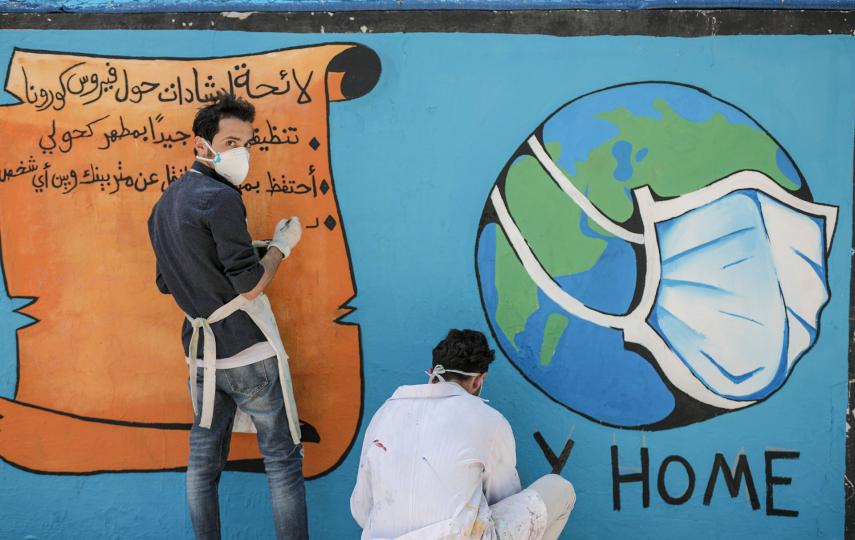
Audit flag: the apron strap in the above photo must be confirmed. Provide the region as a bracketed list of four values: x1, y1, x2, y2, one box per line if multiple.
[185, 293, 301, 445]
[186, 295, 247, 429]
[239, 293, 302, 445]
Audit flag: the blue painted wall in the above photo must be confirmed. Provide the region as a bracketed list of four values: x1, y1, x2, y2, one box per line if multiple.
[0, 26, 852, 540]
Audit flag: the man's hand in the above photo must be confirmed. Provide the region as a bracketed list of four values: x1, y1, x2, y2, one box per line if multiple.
[242, 217, 299, 300]
[269, 217, 302, 258]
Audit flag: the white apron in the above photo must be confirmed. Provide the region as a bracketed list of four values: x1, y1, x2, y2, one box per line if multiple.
[185, 292, 301, 445]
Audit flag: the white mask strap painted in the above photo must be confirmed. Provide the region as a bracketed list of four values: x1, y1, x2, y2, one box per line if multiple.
[490, 187, 627, 329]
[427, 364, 481, 383]
[527, 135, 644, 244]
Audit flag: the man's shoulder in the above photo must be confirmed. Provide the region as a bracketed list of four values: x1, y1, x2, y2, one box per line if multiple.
[444, 396, 516, 449]
[157, 170, 225, 201]
[373, 383, 510, 423]
[473, 398, 512, 430]
[180, 172, 243, 216]
[185, 170, 238, 197]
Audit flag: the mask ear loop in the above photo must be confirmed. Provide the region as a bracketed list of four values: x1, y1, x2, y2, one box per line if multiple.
[196, 139, 221, 164]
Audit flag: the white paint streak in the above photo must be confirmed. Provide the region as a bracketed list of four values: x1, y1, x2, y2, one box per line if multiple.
[490, 187, 626, 329]
[528, 135, 644, 244]
[221, 11, 256, 20]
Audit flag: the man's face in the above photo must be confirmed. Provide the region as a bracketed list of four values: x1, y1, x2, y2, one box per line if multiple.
[195, 116, 254, 158]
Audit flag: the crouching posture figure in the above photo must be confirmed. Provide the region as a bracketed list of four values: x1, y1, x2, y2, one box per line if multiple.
[351, 329, 576, 539]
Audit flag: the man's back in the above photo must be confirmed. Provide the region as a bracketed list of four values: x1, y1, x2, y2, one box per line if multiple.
[147, 162, 266, 358]
[351, 382, 520, 539]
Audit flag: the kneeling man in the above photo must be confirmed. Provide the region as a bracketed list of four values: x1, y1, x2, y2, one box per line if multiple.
[351, 329, 576, 539]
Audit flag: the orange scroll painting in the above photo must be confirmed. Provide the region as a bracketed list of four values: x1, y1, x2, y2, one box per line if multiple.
[0, 44, 379, 476]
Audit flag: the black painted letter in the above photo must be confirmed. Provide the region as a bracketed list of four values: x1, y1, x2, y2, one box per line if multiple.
[703, 453, 760, 510]
[611, 445, 649, 510]
[533, 432, 575, 475]
[765, 450, 799, 517]
[657, 455, 696, 505]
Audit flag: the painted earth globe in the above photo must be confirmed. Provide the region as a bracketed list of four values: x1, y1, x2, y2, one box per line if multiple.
[475, 82, 835, 429]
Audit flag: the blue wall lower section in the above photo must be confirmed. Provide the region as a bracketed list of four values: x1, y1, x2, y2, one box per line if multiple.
[0, 29, 852, 539]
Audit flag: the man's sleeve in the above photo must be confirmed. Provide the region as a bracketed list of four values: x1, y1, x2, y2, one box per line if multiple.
[147, 210, 171, 295]
[350, 410, 380, 528]
[155, 264, 170, 294]
[484, 416, 522, 505]
[206, 193, 265, 294]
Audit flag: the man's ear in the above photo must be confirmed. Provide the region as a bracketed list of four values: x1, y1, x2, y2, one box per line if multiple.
[194, 136, 209, 158]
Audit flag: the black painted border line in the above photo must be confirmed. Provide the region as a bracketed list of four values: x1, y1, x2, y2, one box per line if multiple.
[0, 9, 852, 35]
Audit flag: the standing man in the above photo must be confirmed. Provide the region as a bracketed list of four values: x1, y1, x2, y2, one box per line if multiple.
[351, 329, 577, 540]
[148, 93, 308, 540]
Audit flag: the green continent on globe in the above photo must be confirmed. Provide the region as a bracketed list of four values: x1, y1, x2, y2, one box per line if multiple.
[540, 313, 569, 366]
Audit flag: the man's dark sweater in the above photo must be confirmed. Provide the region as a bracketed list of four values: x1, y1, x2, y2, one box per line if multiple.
[148, 161, 266, 358]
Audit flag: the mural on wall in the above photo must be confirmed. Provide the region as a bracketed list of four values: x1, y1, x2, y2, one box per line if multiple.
[0, 10, 849, 538]
[476, 82, 837, 429]
[0, 43, 380, 476]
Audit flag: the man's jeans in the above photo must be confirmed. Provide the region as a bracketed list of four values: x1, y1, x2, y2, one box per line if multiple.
[187, 355, 308, 540]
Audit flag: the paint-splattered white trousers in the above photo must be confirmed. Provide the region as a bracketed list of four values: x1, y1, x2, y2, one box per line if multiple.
[490, 474, 576, 540]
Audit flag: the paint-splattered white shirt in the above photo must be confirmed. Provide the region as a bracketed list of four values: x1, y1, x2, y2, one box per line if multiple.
[350, 381, 522, 539]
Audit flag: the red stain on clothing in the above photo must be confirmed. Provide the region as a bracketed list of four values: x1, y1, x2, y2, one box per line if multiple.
[372, 439, 388, 452]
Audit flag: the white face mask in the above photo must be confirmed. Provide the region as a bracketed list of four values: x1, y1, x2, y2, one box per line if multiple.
[197, 138, 250, 186]
[492, 136, 838, 410]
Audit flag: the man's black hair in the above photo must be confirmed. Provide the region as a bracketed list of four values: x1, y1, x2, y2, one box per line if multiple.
[192, 93, 256, 154]
[431, 329, 495, 381]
